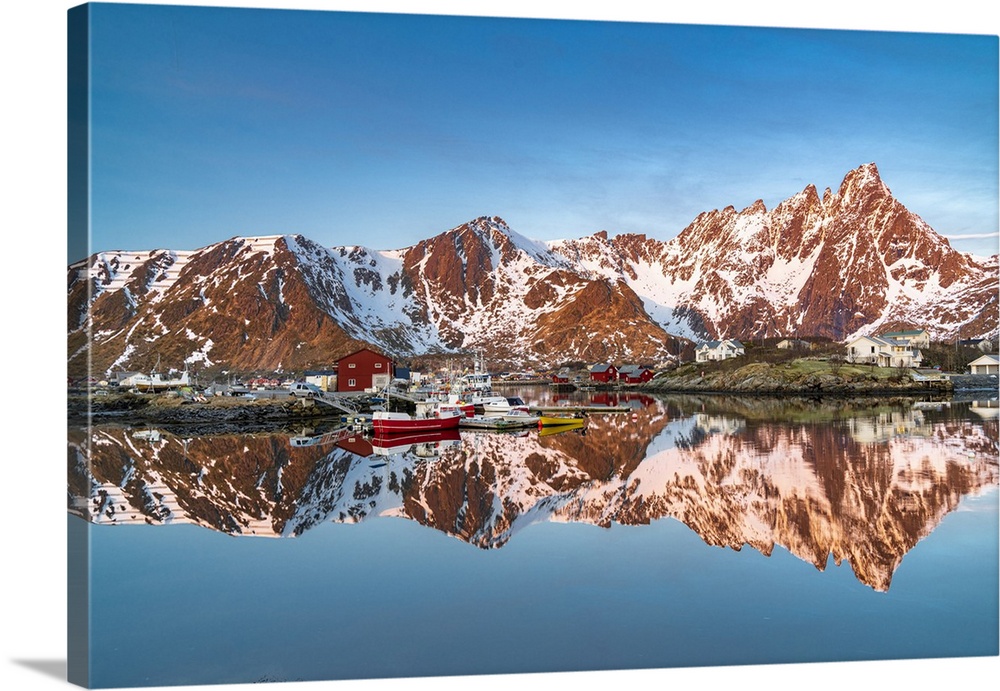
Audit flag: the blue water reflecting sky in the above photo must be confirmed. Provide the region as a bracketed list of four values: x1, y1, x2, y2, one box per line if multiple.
[87, 486, 998, 688]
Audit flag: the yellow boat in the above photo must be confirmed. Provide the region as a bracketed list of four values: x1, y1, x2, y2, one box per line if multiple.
[537, 420, 585, 436]
[537, 414, 585, 427]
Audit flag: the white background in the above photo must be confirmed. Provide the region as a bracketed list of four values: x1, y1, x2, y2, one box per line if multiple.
[2, 2, 997, 690]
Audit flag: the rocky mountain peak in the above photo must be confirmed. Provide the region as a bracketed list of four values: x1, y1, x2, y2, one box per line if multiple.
[833, 162, 892, 209]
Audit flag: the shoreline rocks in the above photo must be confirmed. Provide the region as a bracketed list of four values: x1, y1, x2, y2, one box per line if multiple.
[68, 392, 341, 428]
[643, 361, 954, 396]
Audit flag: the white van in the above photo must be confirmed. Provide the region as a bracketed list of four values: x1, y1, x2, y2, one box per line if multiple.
[287, 382, 322, 397]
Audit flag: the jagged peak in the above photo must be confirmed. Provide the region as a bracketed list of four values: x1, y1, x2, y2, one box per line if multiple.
[741, 199, 768, 215]
[837, 162, 891, 200]
[461, 215, 510, 233]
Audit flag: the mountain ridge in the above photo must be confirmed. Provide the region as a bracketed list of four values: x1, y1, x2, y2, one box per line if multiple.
[68, 163, 998, 377]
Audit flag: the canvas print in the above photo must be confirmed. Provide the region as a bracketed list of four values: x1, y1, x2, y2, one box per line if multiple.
[67, 2, 999, 689]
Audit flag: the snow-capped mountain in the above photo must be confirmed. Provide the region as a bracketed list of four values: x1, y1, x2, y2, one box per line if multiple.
[552, 163, 998, 342]
[68, 163, 998, 377]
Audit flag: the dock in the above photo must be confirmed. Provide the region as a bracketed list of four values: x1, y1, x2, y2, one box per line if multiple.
[530, 405, 631, 414]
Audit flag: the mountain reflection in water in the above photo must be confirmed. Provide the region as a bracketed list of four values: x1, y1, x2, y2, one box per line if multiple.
[68, 395, 998, 591]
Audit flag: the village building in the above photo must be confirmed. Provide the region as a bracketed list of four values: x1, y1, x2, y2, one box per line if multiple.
[551, 369, 572, 384]
[617, 365, 654, 384]
[845, 335, 924, 368]
[589, 363, 618, 383]
[881, 329, 931, 348]
[695, 339, 745, 363]
[336, 348, 394, 392]
[303, 369, 337, 392]
[968, 354, 1000, 375]
[959, 338, 998, 353]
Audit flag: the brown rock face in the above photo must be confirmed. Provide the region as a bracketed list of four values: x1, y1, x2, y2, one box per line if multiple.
[393, 216, 679, 367]
[69, 237, 368, 379]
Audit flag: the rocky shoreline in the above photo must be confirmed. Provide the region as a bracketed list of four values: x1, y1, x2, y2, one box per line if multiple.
[68, 391, 346, 431]
[642, 361, 955, 396]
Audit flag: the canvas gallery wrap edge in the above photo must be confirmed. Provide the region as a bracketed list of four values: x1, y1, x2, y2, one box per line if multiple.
[66, 2, 999, 689]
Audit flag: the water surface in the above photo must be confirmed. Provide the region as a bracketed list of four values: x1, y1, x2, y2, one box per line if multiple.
[68, 393, 999, 687]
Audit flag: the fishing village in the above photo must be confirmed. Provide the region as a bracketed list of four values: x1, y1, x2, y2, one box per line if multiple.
[70, 330, 1000, 442]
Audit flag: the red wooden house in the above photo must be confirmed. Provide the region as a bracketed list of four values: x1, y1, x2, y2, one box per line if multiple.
[336, 348, 394, 392]
[618, 365, 654, 384]
[551, 369, 571, 384]
[589, 363, 618, 383]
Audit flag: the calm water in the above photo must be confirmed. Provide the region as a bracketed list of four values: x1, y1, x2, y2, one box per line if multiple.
[68, 392, 999, 688]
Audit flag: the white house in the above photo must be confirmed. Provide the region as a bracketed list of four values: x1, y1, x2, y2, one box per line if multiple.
[881, 329, 931, 348]
[695, 339, 745, 363]
[968, 354, 999, 375]
[845, 335, 924, 368]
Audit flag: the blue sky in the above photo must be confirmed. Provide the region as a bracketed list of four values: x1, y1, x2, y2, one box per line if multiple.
[81, 2, 999, 260]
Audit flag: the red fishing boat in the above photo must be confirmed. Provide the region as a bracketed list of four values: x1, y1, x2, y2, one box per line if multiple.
[371, 409, 461, 434]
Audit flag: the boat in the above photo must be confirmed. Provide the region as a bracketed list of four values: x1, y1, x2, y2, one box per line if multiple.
[537, 414, 586, 427]
[371, 409, 461, 434]
[459, 415, 511, 430]
[481, 396, 530, 414]
[453, 351, 493, 397]
[418, 393, 475, 418]
[126, 369, 191, 392]
[500, 409, 540, 426]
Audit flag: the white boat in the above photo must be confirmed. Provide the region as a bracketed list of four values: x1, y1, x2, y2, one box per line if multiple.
[125, 370, 190, 392]
[459, 415, 519, 430]
[454, 351, 492, 396]
[481, 396, 530, 414]
[419, 393, 475, 418]
[501, 409, 540, 426]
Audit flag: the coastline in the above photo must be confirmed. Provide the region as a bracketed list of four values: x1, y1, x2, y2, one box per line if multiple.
[634, 360, 985, 398]
[67, 391, 340, 430]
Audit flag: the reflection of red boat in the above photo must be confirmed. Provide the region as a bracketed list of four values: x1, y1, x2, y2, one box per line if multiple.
[371, 428, 461, 456]
[371, 410, 461, 434]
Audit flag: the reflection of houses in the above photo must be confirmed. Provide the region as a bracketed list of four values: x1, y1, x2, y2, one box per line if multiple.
[846, 410, 931, 443]
[336, 348, 394, 392]
[881, 329, 930, 348]
[970, 400, 999, 419]
[695, 339, 745, 362]
[589, 363, 618, 383]
[845, 334, 924, 368]
[968, 354, 1000, 375]
[617, 365, 654, 384]
[693, 413, 745, 436]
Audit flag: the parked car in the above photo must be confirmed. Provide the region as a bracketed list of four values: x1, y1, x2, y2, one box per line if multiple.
[287, 382, 322, 397]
